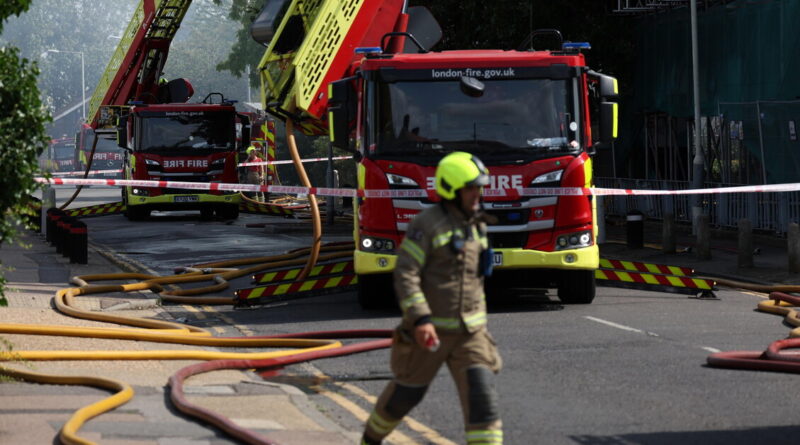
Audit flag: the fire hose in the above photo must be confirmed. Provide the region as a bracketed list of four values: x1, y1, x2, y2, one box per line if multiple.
[0, 243, 391, 445]
[59, 132, 100, 210]
[702, 278, 800, 373]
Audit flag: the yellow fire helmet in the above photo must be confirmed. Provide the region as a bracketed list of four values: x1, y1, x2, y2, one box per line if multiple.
[435, 151, 489, 200]
[246, 145, 257, 153]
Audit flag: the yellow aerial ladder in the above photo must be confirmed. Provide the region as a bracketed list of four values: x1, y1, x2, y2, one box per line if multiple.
[87, 0, 192, 130]
[253, 0, 405, 135]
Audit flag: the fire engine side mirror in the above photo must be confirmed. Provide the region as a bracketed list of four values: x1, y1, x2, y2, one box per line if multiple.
[328, 77, 356, 153]
[599, 74, 619, 100]
[116, 115, 128, 149]
[599, 101, 618, 145]
[237, 113, 252, 149]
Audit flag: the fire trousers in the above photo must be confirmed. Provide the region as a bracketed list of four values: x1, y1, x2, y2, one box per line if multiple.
[363, 327, 503, 444]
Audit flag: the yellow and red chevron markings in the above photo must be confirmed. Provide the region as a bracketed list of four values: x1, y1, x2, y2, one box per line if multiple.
[66, 202, 125, 218]
[239, 201, 296, 216]
[236, 260, 357, 305]
[596, 257, 716, 295]
[599, 258, 693, 277]
[253, 261, 353, 284]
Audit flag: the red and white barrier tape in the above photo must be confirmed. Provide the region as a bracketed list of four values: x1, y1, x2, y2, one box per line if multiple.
[237, 156, 350, 167]
[51, 169, 122, 176]
[34, 177, 800, 198]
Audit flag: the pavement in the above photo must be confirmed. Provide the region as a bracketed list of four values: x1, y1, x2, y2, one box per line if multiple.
[1, 216, 799, 445]
[0, 225, 360, 445]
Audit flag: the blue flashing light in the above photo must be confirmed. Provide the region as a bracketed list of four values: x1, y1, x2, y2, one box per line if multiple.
[562, 42, 591, 51]
[355, 47, 383, 55]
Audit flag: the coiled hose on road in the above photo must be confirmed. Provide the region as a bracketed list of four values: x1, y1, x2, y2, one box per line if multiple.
[0, 241, 391, 445]
[701, 277, 800, 373]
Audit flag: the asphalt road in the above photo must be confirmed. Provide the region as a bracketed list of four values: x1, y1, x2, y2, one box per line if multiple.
[52, 186, 800, 445]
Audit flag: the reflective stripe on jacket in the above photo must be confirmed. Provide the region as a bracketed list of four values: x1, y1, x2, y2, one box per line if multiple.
[393, 201, 489, 334]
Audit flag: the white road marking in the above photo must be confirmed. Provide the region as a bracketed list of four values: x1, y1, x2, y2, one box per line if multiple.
[701, 346, 721, 353]
[584, 316, 645, 334]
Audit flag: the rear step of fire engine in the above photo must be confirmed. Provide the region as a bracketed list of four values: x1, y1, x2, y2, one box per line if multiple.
[235, 259, 356, 307]
[596, 258, 718, 299]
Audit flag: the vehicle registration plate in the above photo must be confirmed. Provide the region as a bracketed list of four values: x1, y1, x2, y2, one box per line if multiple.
[174, 195, 199, 203]
[492, 251, 503, 266]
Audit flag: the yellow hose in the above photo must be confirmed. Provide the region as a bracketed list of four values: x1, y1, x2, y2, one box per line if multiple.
[0, 366, 134, 445]
[0, 246, 357, 443]
[286, 117, 322, 280]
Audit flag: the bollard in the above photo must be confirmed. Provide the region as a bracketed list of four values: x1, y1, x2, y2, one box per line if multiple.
[626, 209, 644, 249]
[738, 219, 754, 269]
[47, 208, 65, 246]
[56, 216, 72, 256]
[662, 213, 676, 254]
[696, 214, 711, 260]
[596, 196, 606, 244]
[69, 219, 88, 264]
[788, 223, 800, 274]
[45, 208, 57, 244]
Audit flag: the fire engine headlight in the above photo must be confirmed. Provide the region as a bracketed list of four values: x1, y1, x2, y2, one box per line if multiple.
[555, 230, 592, 251]
[531, 170, 563, 185]
[131, 188, 150, 196]
[360, 236, 397, 253]
[386, 173, 419, 189]
[145, 159, 160, 166]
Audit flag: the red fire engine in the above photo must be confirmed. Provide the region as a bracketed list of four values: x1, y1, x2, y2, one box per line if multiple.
[255, 1, 619, 307]
[86, 0, 246, 220]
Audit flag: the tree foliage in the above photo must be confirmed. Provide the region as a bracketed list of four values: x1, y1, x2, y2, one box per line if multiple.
[0, 1, 52, 305]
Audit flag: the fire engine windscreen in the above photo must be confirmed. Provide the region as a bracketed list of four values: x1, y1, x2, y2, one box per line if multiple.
[52, 141, 76, 160]
[137, 112, 234, 153]
[375, 78, 579, 159]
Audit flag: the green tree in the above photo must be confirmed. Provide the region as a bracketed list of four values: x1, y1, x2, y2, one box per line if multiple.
[0, 0, 52, 306]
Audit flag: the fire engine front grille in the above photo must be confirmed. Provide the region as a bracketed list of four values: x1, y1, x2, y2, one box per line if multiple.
[158, 175, 212, 195]
[488, 233, 528, 249]
[485, 209, 532, 226]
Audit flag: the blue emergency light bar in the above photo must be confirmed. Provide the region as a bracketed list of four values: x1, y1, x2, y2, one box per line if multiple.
[562, 42, 591, 51]
[355, 47, 383, 55]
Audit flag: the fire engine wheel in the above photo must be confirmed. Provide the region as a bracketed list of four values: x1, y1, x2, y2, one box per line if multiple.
[557, 270, 596, 304]
[216, 204, 239, 220]
[200, 207, 215, 220]
[357, 273, 396, 310]
[126, 205, 150, 221]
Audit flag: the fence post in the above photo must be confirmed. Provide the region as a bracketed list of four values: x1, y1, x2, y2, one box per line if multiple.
[696, 214, 711, 260]
[662, 213, 676, 254]
[788, 223, 800, 274]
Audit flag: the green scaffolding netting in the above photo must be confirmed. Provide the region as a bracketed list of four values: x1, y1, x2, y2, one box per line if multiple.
[628, 0, 800, 183]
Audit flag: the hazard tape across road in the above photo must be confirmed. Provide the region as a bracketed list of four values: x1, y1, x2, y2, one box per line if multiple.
[34, 177, 800, 198]
[51, 169, 122, 176]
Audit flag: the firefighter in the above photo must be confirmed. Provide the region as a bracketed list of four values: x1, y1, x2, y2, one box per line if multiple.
[245, 145, 265, 200]
[361, 152, 503, 445]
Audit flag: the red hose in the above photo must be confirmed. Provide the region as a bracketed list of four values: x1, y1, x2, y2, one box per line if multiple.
[168, 330, 392, 445]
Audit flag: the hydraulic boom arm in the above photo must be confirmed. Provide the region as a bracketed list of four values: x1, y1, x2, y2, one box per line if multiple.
[86, 0, 192, 129]
[253, 0, 406, 135]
